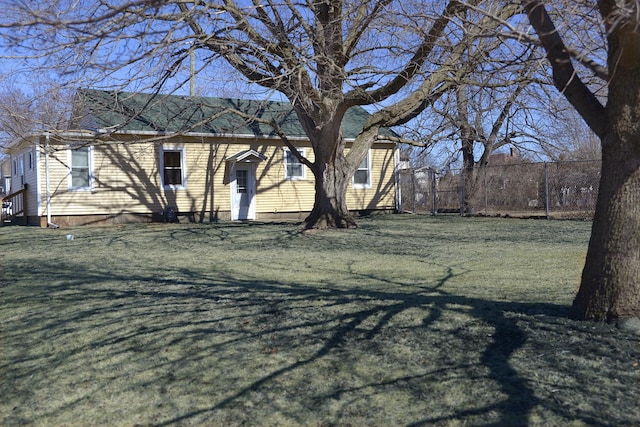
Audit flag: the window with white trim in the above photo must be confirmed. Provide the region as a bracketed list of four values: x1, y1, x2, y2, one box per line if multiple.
[13, 157, 25, 187]
[353, 151, 371, 188]
[68, 145, 93, 190]
[284, 148, 306, 180]
[161, 147, 187, 189]
[19, 156, 24, 186]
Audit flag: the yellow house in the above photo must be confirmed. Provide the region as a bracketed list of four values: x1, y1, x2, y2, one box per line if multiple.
[2, 89, 399, 227]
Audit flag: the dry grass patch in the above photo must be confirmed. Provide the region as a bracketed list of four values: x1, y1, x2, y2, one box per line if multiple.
[1, 215, 638, 426]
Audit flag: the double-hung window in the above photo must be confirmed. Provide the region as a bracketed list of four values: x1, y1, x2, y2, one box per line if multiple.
[353, 151, 371, 188]
[161, 147, 186, 189]
[19, 157, 24, 186]
[284, 148, 305, 180]
[13, 157, 25, 187]
[69, 145, 93, 190]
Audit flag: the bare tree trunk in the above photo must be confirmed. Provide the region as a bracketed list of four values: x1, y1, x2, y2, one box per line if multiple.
[525, 0, 640, 323]
[461, 137, 476, 214]
[573, 64, 640, 321]
[306, 151, 357, 229]
[302, 114, 358, 229]
[457, 85, 479, 214]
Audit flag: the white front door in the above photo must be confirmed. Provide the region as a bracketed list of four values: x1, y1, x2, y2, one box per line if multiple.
[231, 163, 256, 220]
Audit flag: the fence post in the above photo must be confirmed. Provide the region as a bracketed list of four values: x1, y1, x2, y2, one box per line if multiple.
[430, 168, 437, 216]
[459, 169, 465, 215]
[544, 162, 550, 219]
[411, 169, 416, 213]
[483, 166, 488, 216]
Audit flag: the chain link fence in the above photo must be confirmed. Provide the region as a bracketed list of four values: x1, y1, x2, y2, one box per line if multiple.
[398, 160, 600, 219]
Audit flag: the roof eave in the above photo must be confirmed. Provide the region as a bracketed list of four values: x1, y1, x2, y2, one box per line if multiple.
[101, 128, 314, 142]
[103, 129, 378, 143]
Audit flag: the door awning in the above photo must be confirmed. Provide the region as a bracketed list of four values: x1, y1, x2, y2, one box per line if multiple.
[226, 149, 267, 163]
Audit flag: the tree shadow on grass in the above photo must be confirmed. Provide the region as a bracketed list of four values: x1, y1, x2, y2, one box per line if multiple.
[1, 260, 637, 427]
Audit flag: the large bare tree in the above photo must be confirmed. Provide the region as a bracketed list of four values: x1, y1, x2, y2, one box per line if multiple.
[428, 46, 545, 213]
[0, 75, 73, 151]
[519, 1, 640, 324]
[0, 0, 520, 229]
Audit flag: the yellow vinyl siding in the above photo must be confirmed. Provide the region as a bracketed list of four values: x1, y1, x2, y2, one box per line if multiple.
[255, 144, 316, 214]
[38, 136, 395, 220]
[346, 144, 397, 211]
[45, 142, 163, 216]
[93, 143, 165, 213]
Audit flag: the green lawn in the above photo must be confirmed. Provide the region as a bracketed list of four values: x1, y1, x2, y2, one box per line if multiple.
[1, 215, 638, 426]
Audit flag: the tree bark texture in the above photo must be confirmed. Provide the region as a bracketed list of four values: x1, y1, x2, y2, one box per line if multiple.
[306, 151, 357, 229]
[574, 125, 640, 320]
[302, 111, 359, 229]
[457, 85, 476, 213]
[572, 5, 640, 320]
[526, 0, 640, 321]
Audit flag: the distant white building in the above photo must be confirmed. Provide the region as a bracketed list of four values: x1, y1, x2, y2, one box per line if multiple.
[0, 157, 10, 196]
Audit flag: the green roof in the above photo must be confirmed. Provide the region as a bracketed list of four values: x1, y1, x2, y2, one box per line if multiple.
[75, 89, 393, 140]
